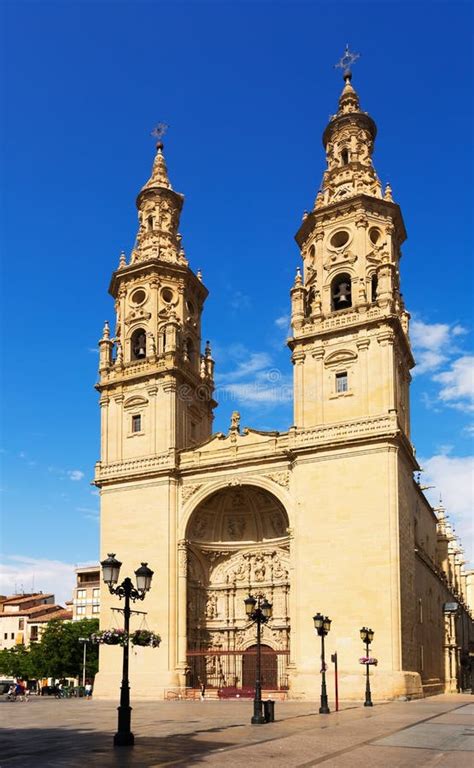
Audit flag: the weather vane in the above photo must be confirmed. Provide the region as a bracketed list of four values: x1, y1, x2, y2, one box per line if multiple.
[151, 122, 169, 142]
[335, 44, 360, 77]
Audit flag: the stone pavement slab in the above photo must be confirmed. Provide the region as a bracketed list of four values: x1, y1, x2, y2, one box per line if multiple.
[0, 694, 472, 767]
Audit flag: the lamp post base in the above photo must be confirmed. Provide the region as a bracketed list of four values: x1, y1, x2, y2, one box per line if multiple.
[114, 731, 135, 747]
[319, 705, 330, 714]
[114, 703, 134, 746]
[364, 701, 373, 707]
[251, 700, 266, 724]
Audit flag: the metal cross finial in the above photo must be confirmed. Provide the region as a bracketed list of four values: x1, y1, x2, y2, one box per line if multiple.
[335, 44, 360, 77]
[151, 122, 169, 141]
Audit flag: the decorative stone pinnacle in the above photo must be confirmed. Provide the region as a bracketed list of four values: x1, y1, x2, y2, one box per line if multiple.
[335, 44, 360, 80]
[102, 320, 110, 339]
[294, 266, 303, 287]
[119, 250, 127, 268]
[384, 182, 393, 202]
[197, 269, 203, 282]
[230, 411, 241, 433]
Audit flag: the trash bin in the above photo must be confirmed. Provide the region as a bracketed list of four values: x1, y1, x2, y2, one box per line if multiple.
[263, 699, 275, 723]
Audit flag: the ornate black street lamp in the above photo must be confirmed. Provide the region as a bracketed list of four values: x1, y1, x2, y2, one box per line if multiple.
[313, 613, 331, 714]
[100, 554, 154, 747]
[244, 594, 273, 724]
[360, 626, 374, 707]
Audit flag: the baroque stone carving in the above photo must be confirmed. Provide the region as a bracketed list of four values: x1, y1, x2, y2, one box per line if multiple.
[181, 483, 202, 503]
[266, 471, 290, 489]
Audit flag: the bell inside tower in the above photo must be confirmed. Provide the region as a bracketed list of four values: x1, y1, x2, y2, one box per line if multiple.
[331, 273, 352, 310]
[131, 328, 147, 360]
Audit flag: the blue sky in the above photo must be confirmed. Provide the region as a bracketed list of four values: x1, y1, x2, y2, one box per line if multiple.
[1, 1, 473, 603]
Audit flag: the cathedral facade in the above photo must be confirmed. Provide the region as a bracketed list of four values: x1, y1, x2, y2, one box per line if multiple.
[93, 68, 473, 701]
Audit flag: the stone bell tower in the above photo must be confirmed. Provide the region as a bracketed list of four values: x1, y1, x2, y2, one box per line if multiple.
[96, 139, 216, 467]
[289, 57, 413, 435]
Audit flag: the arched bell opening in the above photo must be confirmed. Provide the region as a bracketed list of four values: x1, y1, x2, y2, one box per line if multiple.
[331, 273, 352, 311]
[371, 273, 378, 303]
[184, 485, 291, 692]
[130, 327, 147, 360]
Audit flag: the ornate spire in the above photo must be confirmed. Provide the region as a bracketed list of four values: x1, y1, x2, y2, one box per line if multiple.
[141, 142, 172, 192]
[132, 137, 185, 266]
[318, 49, 383, 206]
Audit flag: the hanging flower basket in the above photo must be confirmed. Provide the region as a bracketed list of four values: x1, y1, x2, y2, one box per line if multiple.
[130, 629, 161, 648]
[359, 657, 378, 666]
[91, 629, 127, 646]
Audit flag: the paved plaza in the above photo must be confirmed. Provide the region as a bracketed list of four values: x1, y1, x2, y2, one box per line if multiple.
[1, 694, 473, 767]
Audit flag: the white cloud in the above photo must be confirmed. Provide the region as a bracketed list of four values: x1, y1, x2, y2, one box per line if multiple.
[0, 556, 78, 606]
[421, 454, 474, 566]
[216, 352, 273, 384]
[214, 346, 292, 408]
[433, 356, 474, 412]
[222, 378, 293, 406]
[411, 320, 466, 376]
[275, 315, 290, 330]
[67, 470, 85, 481]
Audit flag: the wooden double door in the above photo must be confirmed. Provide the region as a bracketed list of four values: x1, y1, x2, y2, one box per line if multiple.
[242, 644, 278, 689]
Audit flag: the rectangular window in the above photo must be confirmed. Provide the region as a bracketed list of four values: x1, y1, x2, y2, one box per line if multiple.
[92, 588, 100, 599]
[131, 414, 142, 433]
[11, 633, 14, 639]
[92, 605, 100, 614]
[77, 589, 86, 600]
[30, 627, 38, 641]
[19, 619, 24, 630]
[336, 372, 348, 393]
[76, 606, 86, 615]
[3, 633, 7, 640]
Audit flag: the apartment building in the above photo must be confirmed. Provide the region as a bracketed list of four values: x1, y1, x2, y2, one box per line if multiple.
[73, 565, 100, 620]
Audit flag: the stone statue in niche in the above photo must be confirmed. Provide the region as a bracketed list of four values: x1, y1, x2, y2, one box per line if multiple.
[205, 593, 218, 619]
[254, 555, 266, 582]
[272, 556, 288, 581]
[227, 516, 246, 540]
[233, 557, 248, 581]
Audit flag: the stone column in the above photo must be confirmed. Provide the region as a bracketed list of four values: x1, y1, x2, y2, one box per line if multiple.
[292, 351, 306, 427]
[147, 384, 158, 454]
[168, 478, 178, 678]
[312, 347, 325, 424]
[177, 539, 188, 678]
[99, 395, 109, 464]
[114, 394, 124, 461]
[356, 338, 370, 414]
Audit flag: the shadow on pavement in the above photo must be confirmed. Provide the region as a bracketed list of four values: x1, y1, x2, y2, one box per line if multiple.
[0, 724, 241, 767]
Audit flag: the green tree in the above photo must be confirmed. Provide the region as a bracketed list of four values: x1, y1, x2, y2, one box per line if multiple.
[0, 618, 100, 682]
[38, 618, 99, 680]
[0, 645, 34, 679]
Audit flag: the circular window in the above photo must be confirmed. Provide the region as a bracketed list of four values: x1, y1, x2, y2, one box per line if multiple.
[369, 227, 382, 245]
[130, 288, 146, 305]
[330, 230, 350, 249]
[186, 299, 195, 316]
[162, 288, 174, 303]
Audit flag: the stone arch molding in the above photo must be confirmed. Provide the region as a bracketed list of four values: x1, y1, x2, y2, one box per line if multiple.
[183, 481, 292, 690]
[178, 473, 294, 540]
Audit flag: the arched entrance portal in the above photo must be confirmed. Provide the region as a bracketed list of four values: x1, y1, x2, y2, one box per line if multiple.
[185, 485, 290, 693]
[242, 644, 278, 689]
